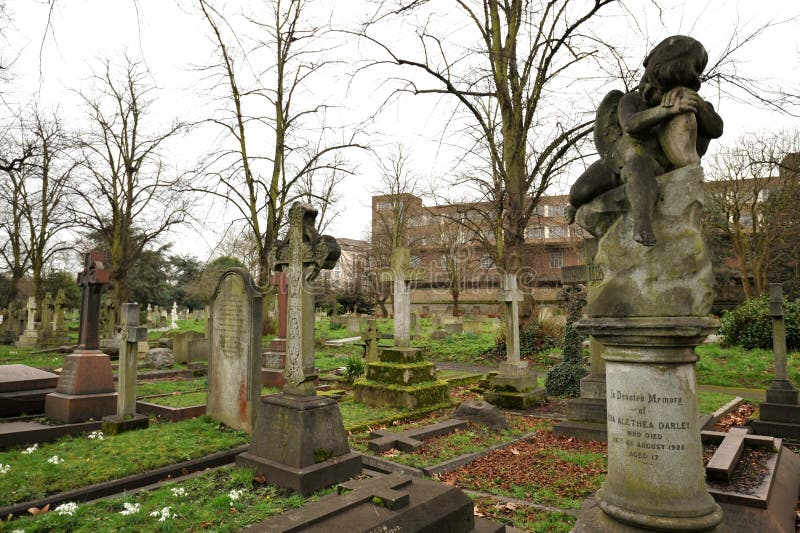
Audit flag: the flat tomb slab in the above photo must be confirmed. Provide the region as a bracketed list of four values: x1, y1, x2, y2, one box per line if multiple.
[241, 472, 506, 533]
[0, 365, 59, 393]
[368, 418, 468, 453]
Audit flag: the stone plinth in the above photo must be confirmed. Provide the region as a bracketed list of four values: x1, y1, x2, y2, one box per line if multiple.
[45, 350, 117, 423]
[484, 362, 546, 411]
[354, 347, 449, 410]
[236, 393, 361, 496]
[573, 317, 722, 532]
[0, 365, 59, 416]
[555, 337, 608, 441]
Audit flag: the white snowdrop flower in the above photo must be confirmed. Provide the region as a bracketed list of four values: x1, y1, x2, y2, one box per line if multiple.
[55, 502, 78, 516]
[11, 529, 25, 533]
[228, 488, 244, 505]
[21, 444, 38, 455]
[47, 455, 64, 465]
[149, 506, 176, 522]
[0, 463, 10, 474]
[119, 502, 140, 515]
[87, 431, 105, 440]
[170, 487, 186, 497]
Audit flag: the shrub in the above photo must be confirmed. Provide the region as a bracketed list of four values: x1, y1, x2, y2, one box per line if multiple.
[484, 319, 561, 362]
[343, 355, 366, 383]
[719, 296, 800, 351]
[545, 362, 587, 398]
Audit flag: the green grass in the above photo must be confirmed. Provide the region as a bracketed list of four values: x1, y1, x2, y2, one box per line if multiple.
[0, 345, 65, 369]
[136, 378, 207, 398]
[339, 400, 409, 429]
[145, 391, 207, 408]
[696, 343, 800, 389]
[0, 416, 248, 506]
[0, 467, 315, 533]
[416, 331, 497, 364]
[696, 390, 737, 415]
[471, 495, 576, 532]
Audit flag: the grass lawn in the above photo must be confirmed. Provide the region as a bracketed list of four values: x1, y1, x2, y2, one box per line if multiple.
[696, 390, 737, 415]
[0, 416, 248, 507]
[696, 344, 800, 389]
[350, 415, 550, 468]
[0, 466, 315, 533]
[136, 378, 207, 398]
[472, 496, 576, 532]
[0, 345, 65, 369]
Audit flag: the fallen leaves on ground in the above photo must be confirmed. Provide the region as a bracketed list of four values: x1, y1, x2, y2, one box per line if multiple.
[713, 403, 757, 432]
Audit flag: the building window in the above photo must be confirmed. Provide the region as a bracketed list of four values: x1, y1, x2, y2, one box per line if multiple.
[525, 227, 544, 240]
[410, 255, 422, 268]
[549, 249, 564, 269]
[546, 205, 566, 217]
[480, 254, 495, 270]
[547, 226, 568, 239]
[440, 255, 450, 269]
[376, 201, 391, 210]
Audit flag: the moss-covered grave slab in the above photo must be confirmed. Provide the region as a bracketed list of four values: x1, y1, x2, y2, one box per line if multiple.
[354, 379, 449, 411]
[484, 388, 546, 410]
[365, 361, 437, 385]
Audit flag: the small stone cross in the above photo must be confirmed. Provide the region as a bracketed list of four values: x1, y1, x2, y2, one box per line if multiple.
[499, 273, 524, 363]
[273, 202, 340, 396]
[702, 427, 778, 482]
[76, 250, 110, 350]
[361, 318, 381, 362]
[117, 303, 148, 417]
[390, 247, 422, 348]
[24, 297, 36, 333]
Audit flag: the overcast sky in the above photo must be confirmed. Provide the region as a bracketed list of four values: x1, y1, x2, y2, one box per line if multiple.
[4, 0, 800, 265]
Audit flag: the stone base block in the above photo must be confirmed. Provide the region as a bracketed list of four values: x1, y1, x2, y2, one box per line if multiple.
[261, 368, 286, 389]
[757, 402, 800, 425]
[580, 375, 607, 399]
[0, 387, 55, 416]
[567, 397, 607, 424]
[765, 382, 799, 405]
[380, 346, 424, 363]
[15, 332, 39, 348]
[353, 380, 449, 410]
[101, 413, 149, 435]
[237, 450, 362, 497]
[490, 373, 537, 393]
[44, 392, 117, 423]
[751, 419, 800, 439]
[365, 361, 437, 385]
[553, 420, 608, 442]
[55, 352, 116, 396]
[483, 388, 545, 410]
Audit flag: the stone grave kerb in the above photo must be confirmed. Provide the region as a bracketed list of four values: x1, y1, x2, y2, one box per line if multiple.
[102, 302, 149, 434]
[237, 201, 360, 496]
[272, 202, 341, 396]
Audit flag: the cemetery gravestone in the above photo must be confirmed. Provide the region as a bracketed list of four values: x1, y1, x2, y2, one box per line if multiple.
[37, 292, 53, 346]
[571, 36, 724, 531]
[751, 283, 800, 438]
[207, 268, 262, 432]
[0, 364, 59, 416]
[173, 330, 205, 364]
[484, 273, 545, 409]
[236, 202, 360, 495]
[49, 289, 70, 346]
[361, 318, 381, 362]
[102, 303, 148, 434]
[16, 297, 39, 347]
[45, 251, 118, 423]
[262, 272, 288, 388]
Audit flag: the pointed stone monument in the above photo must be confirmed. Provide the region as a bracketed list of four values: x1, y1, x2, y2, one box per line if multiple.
[16, 297, 39, 347]
[484, 273, 545, 409]
[102, 302, 149, 434]
[45, 251, 118, 423]
[236, 202, 360, 495]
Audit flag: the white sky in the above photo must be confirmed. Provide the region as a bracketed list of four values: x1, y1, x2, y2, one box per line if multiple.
[3, 0, 800, 265]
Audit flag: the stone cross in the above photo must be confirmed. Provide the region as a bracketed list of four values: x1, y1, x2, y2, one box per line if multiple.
[390, 247, 421, 348]
[170, 301, 179, 329]
[102, 296, 116, 339]
[498, 273, 524, 363]
[702, 427, 777, 482]
[53, 290, 65, 332]
[77, 250, 110, 350]
[273, 202, 340, 396]
[361, 318, 381, 362]
[41, 292, 53, 332]
[117, 303, 148, 417]
[770, 284, 789, 383]
[24, 297, 37, 333]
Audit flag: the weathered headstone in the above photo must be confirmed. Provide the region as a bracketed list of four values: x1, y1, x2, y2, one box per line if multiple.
[571, 36, 724, 531]
[37, 292, 53, 346]
[173, 330, 205, 364]
[207, 268, 262, 432]
[361, 318, 381, 362]
[16, 297, 39, 347]
[484, 273, 545, 409]
[102, 303, 148, 434]
[751, 284, 800, 438]
[262, 271, 288, 388]
[45, 251, 118, 423]
[237, 202, 360, 495]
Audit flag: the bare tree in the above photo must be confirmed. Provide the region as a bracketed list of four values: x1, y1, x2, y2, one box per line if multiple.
[705, 131, 800, 298]
[428, 210, 470, 315]
[72, 57, 190, 311]
[196, 0, 363, 293]
[358, 0, 613, 276]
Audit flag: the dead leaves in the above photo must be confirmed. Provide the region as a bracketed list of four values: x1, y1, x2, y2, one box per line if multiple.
[714, 403, 757, 432]
[27, 503, 50, 515]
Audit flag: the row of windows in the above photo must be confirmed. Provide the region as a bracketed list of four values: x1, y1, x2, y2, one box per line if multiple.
[411, 250, 563, 270]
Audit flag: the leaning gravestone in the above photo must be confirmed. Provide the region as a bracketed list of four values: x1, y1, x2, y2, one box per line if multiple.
[207, 268, 262, 432]
[45, 251, 118, 423]
[570, 36, 724, 531]
[236, 202, 360, 495]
